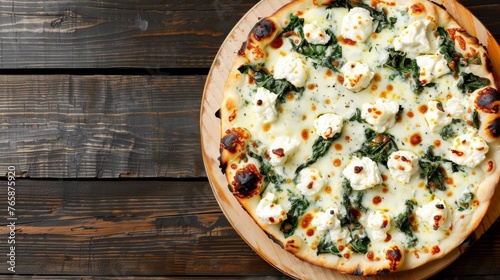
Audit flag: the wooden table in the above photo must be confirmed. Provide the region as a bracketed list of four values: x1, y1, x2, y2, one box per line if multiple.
[0, 0, 498, 279]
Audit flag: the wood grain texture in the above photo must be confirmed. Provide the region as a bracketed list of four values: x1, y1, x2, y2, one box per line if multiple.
[0, 0, 258, 69]
[0, 0, 493, 69]
[0, 75, 206, 178]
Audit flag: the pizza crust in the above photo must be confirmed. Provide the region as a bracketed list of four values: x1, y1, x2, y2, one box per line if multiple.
[219, 0, 500, 275]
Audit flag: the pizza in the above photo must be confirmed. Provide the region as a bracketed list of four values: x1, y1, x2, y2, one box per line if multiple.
[218, 0, 499, 275]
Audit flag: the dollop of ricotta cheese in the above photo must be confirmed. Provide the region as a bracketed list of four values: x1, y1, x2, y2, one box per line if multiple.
[394, 19, 435, 55]
[424, 100, 452, 132]
[296, 167, 327, 197]
[273, 52, 309, 88]
[253, 87, 278, 123]
[256, 192, 287, 225]
[311, 207, 338, 234]
[267, 136, 301, 166]
[340, 61, 375, 92]
[312, 207, 352, 243]
[387, 150, 420, 184]
[304, 21, 331, 45]
[342, 156, 382, 190]
[416, 198, 452, 231]
[366, 210, 392, 242]
[313, 113, 344, 139]
[448, 130, 489, 168]
[416, 53, 450, 85]
[445, 96, 467, 120]
[361, 98, 400, 133]
[341, 7, 374, 43]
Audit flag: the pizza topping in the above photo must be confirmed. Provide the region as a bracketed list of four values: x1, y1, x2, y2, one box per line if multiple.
[267, 136, 300, 166]
[366, 210, 392, 242]
[340, 61, 375, 92]
[458, 72, 491, 94]
[355, 129, 399, 165]
[313, 113, 344, 139]
[342, 156, 382, 190]
[445, 96, 467, 120]
[280, 193, 310, 238]
[341, 7, 374, 43]
[415, 53, 450, 85]
[296, 167, 327, 197]
[416, 198, 451, 231]
[387, 150, 419, 184]
[394, 19, 435, 56]
[394, 200, 418, 247]
[256, 192, 287, 224]
[231, 164, 263, 198]
[456, 186, 474, 211]
[424, 101, 452, 132]
[311, 207, 339, 234]
[273, 52, 309, 88]
[361, 98, 400, 133]
[383, 48, 423, 93]
[303, 21, 331, 45]
[253, 87, 278, 123]
[448, 130, 489, 168]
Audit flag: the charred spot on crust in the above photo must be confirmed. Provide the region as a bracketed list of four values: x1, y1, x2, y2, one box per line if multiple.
[476, 87, 500, 114]
[385, 246, 403, 271]
[352, 266, 363, 276]
[377, 269, 391, 275]
[252, 18, 276, 41]
[460, 232, 476, 249]
[231, 164, 262, 198]
[266, 232, 284, 248]
[219, 156, 227, 174]
[215, 108, 221, 119]
[220, 127, 249, 153]
[487, 117, 500, 138]
[238, 41, 247, 56]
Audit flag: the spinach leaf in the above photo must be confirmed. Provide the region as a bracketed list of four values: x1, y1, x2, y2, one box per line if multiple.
[350, 225, 370, 254]
[394, 200, 418, 247]
[344, 0, 393, 33]
[418, 146, 463, 193]
[280, 193, 310, 238]
[472, 110, 480, 130]
[355, 128, 399, 166]
[436, 27, 461, 73]
[348, 108, 365, 123]
[317, 233, 341, 256]
[383, 48, 423, 94]
[283, 14, 343, 71]
[439, 119, 462, 141]
[238, 64, 304, 104]
[456, 191, 474, 211]
[248, 149, 285, 192]
[457, 72, 491, 94]
[339, 179, 368, 226]
[295, 134, 341, 174]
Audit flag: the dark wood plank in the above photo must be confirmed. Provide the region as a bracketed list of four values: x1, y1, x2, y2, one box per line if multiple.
[0, 75, 205, 178]
[0, 0, 259, 69]
[0, 180, 281, 276]
[0, 0, 496, 69]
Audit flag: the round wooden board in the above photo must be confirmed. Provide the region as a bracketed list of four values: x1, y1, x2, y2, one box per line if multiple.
[200, 0, 500, 279]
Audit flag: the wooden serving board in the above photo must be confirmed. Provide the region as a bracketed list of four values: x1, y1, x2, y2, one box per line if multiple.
[200, 0, 500, 279]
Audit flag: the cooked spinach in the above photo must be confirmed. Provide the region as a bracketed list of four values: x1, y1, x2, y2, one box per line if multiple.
[295, 134, 341, 174]
[439, 119, 462, 141]
[457, 72, 491, 94]
[348, 108, 365, 123]
[419, 146, 463, 193]
[247, 148, 286, 192]
[355, 128, 399, 166]
[394, 200, 418, 247]
[383, 48, 423, 94]
[283, 14, 343, 71]
[456, 190, 474, 211]
[280, 192, 310, 238]
[472, 110, 480, 130]
[350, 225, 370, 254]
[317, 233, 341, 256]
[339, 179, 367, 226]
[353, 192, 368, 214]
[339, 0, 394, 33]
[436, 27, 461, 73]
